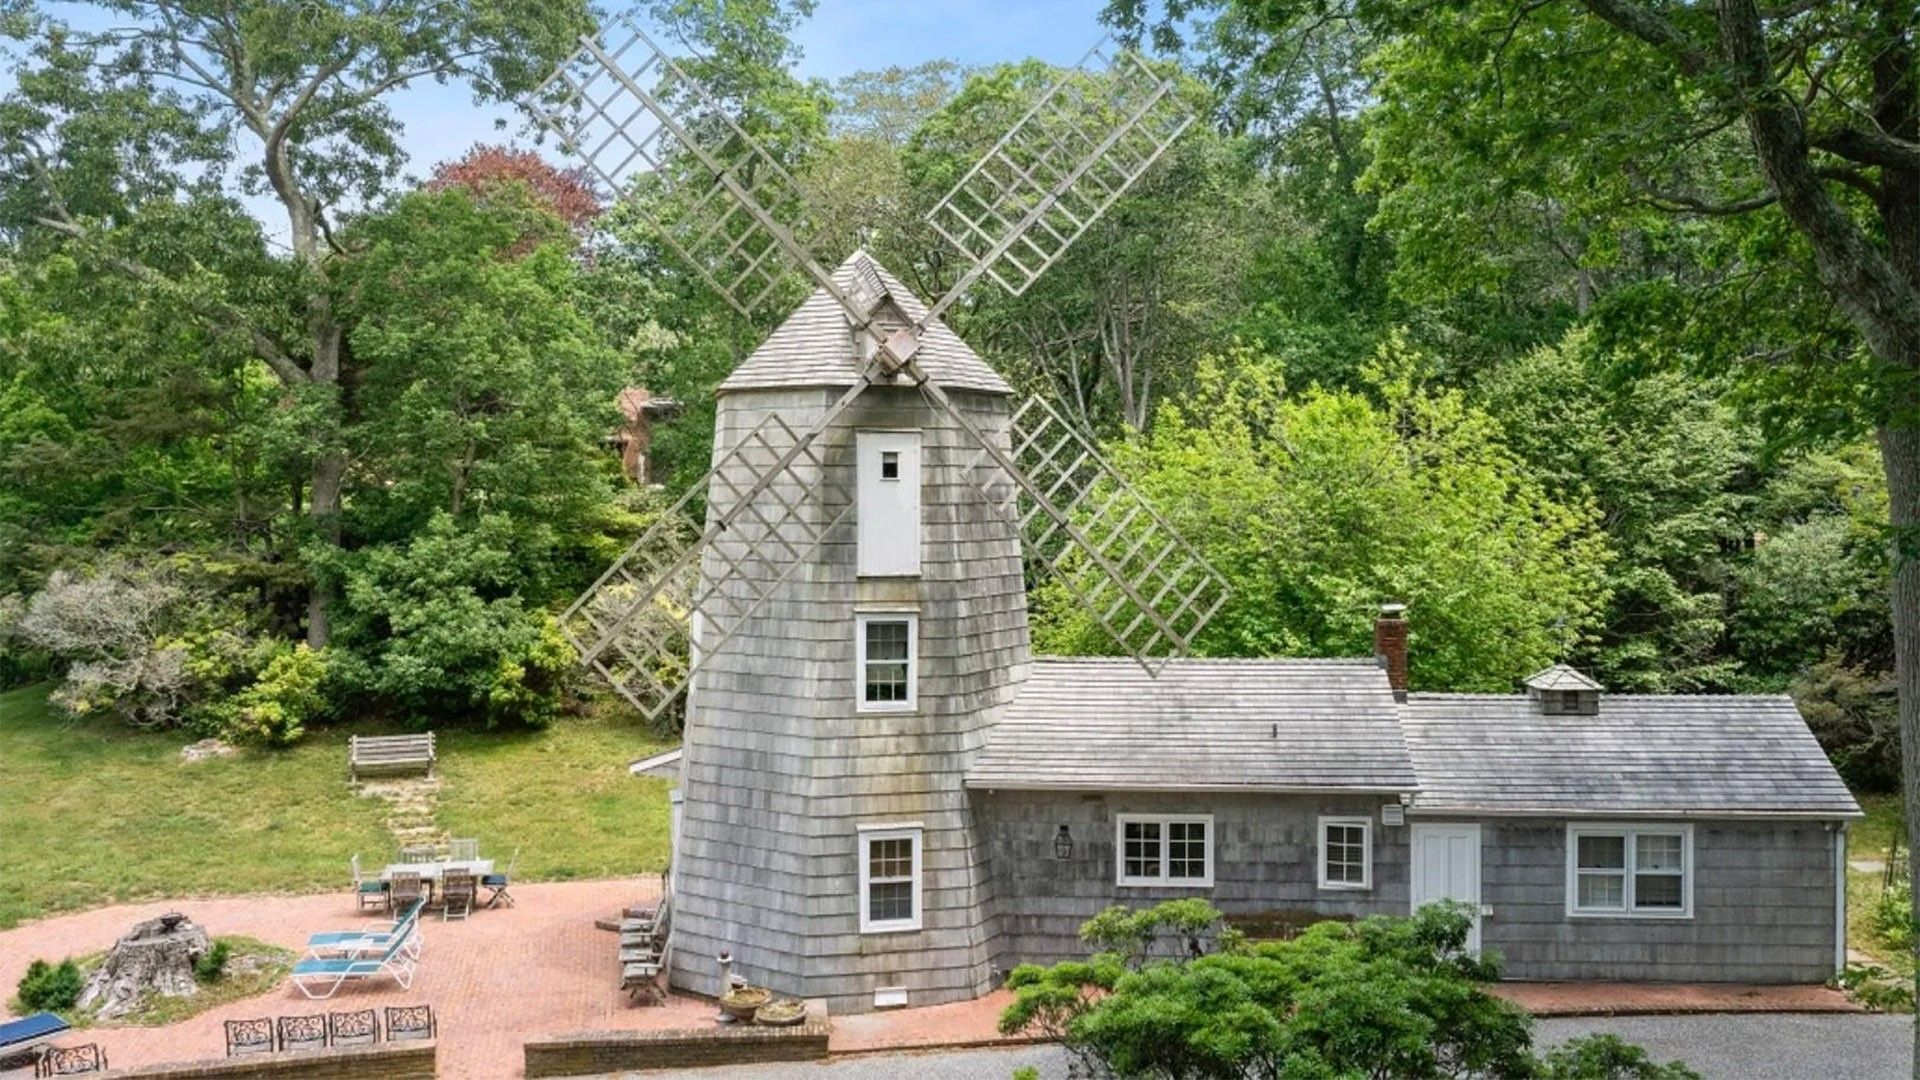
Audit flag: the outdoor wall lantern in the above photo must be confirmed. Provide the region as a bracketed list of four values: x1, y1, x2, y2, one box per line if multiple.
[1054, 825, 1073, 860]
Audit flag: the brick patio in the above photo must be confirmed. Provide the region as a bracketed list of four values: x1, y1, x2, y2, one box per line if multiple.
[0, 880, 713, 1079]
[0, 887, 1861, 1078]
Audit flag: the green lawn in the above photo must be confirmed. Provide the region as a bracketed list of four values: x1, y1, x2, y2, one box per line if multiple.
[0, 685, 674, 930]
[1847, 792, 1910, 975]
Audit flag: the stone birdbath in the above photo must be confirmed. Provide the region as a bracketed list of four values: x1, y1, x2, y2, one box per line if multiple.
[74, 912, 211, 1021]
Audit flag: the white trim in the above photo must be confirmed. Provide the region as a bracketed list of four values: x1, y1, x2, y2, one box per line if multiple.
[1564, 823, 1694, 919]
[1834, 823, 1848, 976]
[858, 825, 923, 934]
[1114, 813, 1214, 888]
[1317, 816, 1373, 891]
[855, 613, 917, 714]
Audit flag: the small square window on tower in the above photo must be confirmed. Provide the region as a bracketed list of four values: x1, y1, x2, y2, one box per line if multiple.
[857, 431, 921, 576]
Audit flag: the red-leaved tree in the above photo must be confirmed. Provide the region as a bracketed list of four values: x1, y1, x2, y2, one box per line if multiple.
[427, 144, 603, 232]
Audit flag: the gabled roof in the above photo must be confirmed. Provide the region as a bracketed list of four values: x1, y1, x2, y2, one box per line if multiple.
[716, 251, 1013, 397]
[966, 657, 1420, 793]
[1523, 663, 1603, 692]
[1403, 694, 1860, 818]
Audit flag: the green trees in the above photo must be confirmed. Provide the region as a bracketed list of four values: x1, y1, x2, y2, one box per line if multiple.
[1036, 342, 1609, 689]
[0, 0, 594, 646]
[1002, 900, 1698, 1079]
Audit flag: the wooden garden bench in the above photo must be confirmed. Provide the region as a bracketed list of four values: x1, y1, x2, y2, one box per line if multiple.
[348, 733, 436, 782]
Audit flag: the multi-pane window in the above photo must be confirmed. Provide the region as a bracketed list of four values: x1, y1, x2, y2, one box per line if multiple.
[1318, 817, 1371, 890]
[856, 614, 916, 712]
[1115, 814, 1213, 887]
[1567, 825, 1692, 917]
[859, 826, 922, 933]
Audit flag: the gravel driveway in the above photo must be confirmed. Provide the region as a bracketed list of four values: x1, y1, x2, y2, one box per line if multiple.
[684, 1013, 1911, 1079]
[1538, 1013, 1911, 1080]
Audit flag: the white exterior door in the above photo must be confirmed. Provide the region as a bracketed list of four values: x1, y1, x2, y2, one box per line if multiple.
[856, 430, 921, 577]
[1410, 823, 1483, 953]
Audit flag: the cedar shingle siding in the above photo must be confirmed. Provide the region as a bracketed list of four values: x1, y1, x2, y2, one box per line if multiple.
[669, 253, 1858, 1010]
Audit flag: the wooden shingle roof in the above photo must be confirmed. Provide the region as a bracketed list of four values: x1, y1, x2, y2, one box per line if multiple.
[1403, 694, 1861, 818]
[716, 251, 1013, 396]
[966, 657, 1420, 793]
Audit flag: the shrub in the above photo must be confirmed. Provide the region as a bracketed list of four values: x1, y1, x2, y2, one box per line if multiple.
[16, 958, 82, 1012]
[194, 939, 232, 984]
[1835, 962, 1916, 1013]
[1539, 1034, 1701, 1079]
[334, 515, 576, 728]
[1871, 884, 1913, 954]
[1002, 901, 1689, 1080]
[217, 644, 328, 747]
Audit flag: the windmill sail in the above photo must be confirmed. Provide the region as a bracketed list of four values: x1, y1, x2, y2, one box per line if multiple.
[533, 19, 1226, 714]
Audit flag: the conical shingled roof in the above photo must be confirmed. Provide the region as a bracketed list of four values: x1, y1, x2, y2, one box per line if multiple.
[715, 251, 1013, 396]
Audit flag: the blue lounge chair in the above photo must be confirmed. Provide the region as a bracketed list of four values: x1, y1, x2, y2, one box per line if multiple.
[0, 1012, 68, 1062]
[289, 923, 418, 999]
[305, 900, 426, 960]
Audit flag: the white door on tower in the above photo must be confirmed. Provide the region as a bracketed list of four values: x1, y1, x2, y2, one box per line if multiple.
[1410, 823, 1483, 953]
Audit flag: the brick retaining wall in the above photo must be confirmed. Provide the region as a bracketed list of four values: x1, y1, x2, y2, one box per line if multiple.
[523, 1023, 830, 1077]
[98, 1041, 435, 1079]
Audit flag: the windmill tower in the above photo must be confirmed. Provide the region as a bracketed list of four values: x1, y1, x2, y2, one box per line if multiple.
[532, 22, 1227, 1012]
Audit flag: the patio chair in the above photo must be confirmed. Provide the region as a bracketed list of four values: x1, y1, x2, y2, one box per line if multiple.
[276, 1013, 328, 1052]
[0, 1013, 69, 1063]
[384, 1004, 436, 1042]
[289, 923, 419, 1000]
[439, 871, 476, 921]
[448, 837, 480, 861]
[482, 847, 518, 908]
[223, 1017, 274, 1057]
[398, 844, 436, 864]
[34, 1044, 105, 1076]
[307, 899, 426, 960]
[328, 1008, 379, 1048]
[351, 853, 390, 914]
[389, 871, 427, 913]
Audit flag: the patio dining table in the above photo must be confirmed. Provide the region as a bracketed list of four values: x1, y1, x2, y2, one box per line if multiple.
[379, 858, 493, 890]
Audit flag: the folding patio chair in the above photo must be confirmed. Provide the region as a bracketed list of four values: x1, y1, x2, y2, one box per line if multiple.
[34, 1044, 105, 1076]
[276, 1013, 328, 1052]
[384, 1004, 436, 1042]
[327, 1008, 379, 1048]
[482, 847, 518, 908]
[351, 853, 390, 914]
[389, 871, 427, 914]
[439, 871, 476, 921]
[223, 1017, 273, 1057]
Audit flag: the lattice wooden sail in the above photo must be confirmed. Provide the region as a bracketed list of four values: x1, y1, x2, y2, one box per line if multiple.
[533, 18, 1225, 715]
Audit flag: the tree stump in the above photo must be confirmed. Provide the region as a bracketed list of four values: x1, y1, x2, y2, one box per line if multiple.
[75, 913, 210, 1020]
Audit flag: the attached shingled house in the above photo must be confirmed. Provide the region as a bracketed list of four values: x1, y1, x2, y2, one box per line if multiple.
[663, 252, 1861, 1014]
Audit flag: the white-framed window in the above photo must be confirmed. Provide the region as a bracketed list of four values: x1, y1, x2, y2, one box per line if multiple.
[1115, 813, 1214, 888]
[858, 824, 923, 933]
[855, 613, 917, 713]
[1565, 823, 1693, 918]
[1318, 816, 1372, 890]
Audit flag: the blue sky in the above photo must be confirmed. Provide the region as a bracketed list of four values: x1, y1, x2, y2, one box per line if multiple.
[6, 1, 1113, 234]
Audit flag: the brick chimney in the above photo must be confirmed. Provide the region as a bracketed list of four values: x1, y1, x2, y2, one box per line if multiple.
[1373, 601, 1409, 702]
